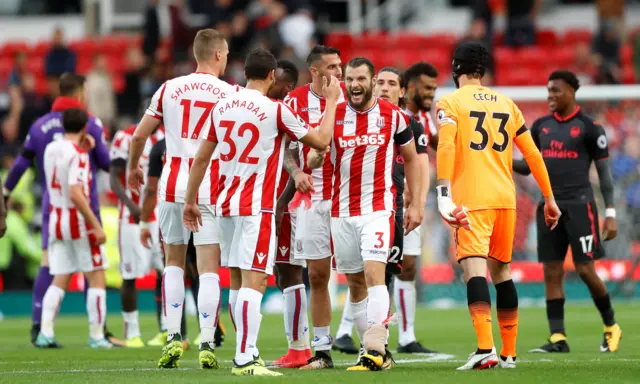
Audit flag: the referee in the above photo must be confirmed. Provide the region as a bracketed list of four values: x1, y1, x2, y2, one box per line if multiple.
[514, 70, 622, 353]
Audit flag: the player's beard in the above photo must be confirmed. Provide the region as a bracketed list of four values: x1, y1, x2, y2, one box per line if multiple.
[412, 92, 432, 112]
[348, 85, 373, 111]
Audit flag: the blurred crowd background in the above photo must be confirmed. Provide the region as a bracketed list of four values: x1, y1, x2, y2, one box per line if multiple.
[0, 0, 639, 294]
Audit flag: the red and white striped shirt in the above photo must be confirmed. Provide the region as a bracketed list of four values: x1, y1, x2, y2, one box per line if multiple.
[405, 108, 437, 146]
[283, 83, 347, 200]
[146, 72, 240, 204]
[44, 138, 91, 240]
[331, 98, 414, 217]
[208, 88, 310, 216]
[111, 125, 165, 223]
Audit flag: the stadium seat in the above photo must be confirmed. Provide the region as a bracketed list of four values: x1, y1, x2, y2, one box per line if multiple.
[0, 58, 12, 81]
[69, 38, 100, 57]
[30, 41, 51, 58]
[563, 29, 592, 45]
[325, 32, 353, 52]
[621, 44, 634, 66]
[76, 57, 93, 75]
[354, 32, 389, 50]
[515, 46, 548, 68]
[389, 32, 426, 50]
[25, 59, 44, 74]
[107, 55, 126, 74]
[536, 29, 558, 48]
[550, 48, 576, 68]
[622, 66, 637, 84]
[0, 41, 28, 58]
[101, 35, 130, 56]
[113, 75, 125, 93]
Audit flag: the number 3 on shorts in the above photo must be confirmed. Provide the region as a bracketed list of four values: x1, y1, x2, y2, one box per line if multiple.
[374, 232, 384, 249]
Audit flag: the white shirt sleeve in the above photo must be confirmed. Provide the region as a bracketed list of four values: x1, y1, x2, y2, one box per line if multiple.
[68, 152, 89, 186]
[109, 131, 130, 161]
[146, 82, 168, 120]
[276, 102, 309, 141]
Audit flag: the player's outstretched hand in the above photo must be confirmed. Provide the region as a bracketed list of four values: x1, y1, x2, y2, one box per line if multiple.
[322, 75, 341, 103]
[128, 167, 145, 196]
[140, 227, 152, 249]
[602, 217, 617, 241]
[90, 227, 106, 246]
[294, 172, 314, 193]
[544, 197, 561, 230]
[404, 204, 423, 235]
[183, 203, 202, 233]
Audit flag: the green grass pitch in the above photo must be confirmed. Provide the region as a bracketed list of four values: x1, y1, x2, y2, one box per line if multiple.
[1, 304, 639, 383]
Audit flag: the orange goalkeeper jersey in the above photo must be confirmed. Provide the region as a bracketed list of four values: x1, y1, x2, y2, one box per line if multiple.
[435, 84, 528, 211]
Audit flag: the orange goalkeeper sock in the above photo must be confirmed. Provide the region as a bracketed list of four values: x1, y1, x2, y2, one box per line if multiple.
[467, 277, 494, 351]
[496, 279, 519, 358]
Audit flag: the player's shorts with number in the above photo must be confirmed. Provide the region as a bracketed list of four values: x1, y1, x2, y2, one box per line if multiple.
[49, 236, 109, 275]
[158, 201, 219, 245]
[454, 208, 515, 263]
[119, 220, 164, 279]
[219, 212, 277, 275]
[330, 210, 393, 274]
[536, 200, 604, 264]
[293, 200, 332, 261]
[276, 212, 305, 267]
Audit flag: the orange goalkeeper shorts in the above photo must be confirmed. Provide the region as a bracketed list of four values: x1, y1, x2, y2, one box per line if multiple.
[454, 208, 516, 264]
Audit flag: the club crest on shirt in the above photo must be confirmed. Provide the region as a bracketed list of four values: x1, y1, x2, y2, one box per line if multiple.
[570, 126, 581, 138]
[376, 116, 385, 128]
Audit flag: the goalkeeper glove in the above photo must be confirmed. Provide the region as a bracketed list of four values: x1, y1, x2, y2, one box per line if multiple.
[436, 185, 471, 230]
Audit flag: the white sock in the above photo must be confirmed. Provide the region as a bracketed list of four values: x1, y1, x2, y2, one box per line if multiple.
[87, 288, 106, 340]
[350, 297, 368, 345]
[234, 288, 264, 366]
[122, 310, 140, 339]
[283, 284, 310, 350]
[198, 273, 221, 347]
[313, 326, 332, 351]
[41, 285, 65, 338]
[394, 277, 417, 346]
[228, 289, 239, 331]
[337, 288, 354, 338]
[163, 266, 185, 339]
[367, 285, 390, 327]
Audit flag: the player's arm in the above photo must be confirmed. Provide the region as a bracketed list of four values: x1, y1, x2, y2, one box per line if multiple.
[409, 116, 430, 208]
[184, 120, 217, 233]
[295, 76, 341, 150]
[4, 128, 37, 200]
[89, 119, 111, 172]
[140, 140, 163, 248]
[307, 146, 329, 170]
[110, 133, 140, 220]
[513, 119, 542, 176]
[395, 111, 423, 234]
[283, 141, 313, 193]
[0, 174, 6, 237]
[587, 122, 616, 240]
[129, 83, 165, 193]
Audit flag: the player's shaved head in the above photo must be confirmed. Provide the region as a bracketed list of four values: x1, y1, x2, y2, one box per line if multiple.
[62, 108, 88, 134]
[269, 60, 299, 100]
[193, 29, 228, 62]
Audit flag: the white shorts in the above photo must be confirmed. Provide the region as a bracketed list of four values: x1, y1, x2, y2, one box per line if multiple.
[219, 213, 276, 275]
[119, 220, 164, 280]
[293, 200, 332, 260]
[403, 225, 422, 256]
[158, 201, 219, 246]
[49, 236, 109, 275]
[275, 212, 305, 267]
[330, 210, 393, 274]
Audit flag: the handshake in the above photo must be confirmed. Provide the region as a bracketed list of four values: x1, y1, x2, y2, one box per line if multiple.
[436, 185, 471, 230]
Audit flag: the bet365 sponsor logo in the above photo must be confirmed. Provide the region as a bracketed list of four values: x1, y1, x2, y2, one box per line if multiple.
[338, 134, 386, 148]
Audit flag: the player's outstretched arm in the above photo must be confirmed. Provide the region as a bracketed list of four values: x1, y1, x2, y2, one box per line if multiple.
[0, 174, 6, 237]
[513, 128, 561, 229]
[4, 123, 37, 199]
[89, 119, 111, 172]
[70, 184, 105, 245]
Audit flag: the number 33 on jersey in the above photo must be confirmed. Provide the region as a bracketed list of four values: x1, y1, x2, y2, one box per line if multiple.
[436, 85, 527, 211]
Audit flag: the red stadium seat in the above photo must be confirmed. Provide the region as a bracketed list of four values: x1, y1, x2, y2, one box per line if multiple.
[107, 55, 126, 74]
[423, 33, 457, 51]
[622, 66, 637, 84]
[113, 75, 125, 93]
[325, 32, 353, 52]
[536, 29, 558, 48]
[35, 76, 49, 95]
[30, 41, 51, 58]
[550, 48, 576, 68]
[354, 33, 389, 50]
[0, 58, 12, 81]
[0, 41, 29, 58]
[25, 59, 44, 75]
[515, 46, 549, 68]
[621, 44, 634, 66]
[76, 57, 93, 75]
[102, 35, 130, 56]
[563, 29, 592, 45]
[389, 32, 426, 50]
[69, 39, 100, 57]
[494, 46, 516, 65]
